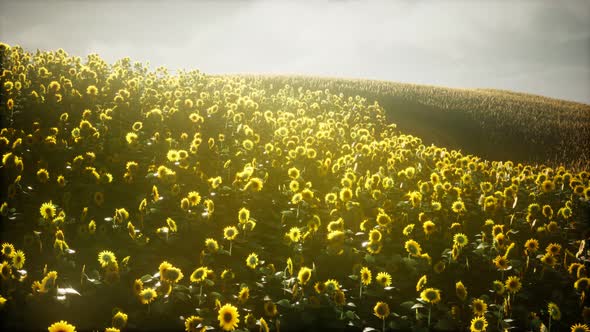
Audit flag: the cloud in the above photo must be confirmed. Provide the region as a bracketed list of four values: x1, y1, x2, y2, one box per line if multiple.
[0, 0, 588, 103]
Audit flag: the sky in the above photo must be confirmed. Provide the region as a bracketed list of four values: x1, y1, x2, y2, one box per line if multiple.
[1, 0, 589, 104]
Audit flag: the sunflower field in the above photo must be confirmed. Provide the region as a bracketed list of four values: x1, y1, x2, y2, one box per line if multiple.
[1, 43, 590, 332]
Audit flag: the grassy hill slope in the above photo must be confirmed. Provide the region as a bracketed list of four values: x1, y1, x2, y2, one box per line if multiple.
[233, 75, 590, 168]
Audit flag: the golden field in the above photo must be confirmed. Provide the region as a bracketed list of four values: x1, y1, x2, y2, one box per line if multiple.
[1, 43, 590, 332]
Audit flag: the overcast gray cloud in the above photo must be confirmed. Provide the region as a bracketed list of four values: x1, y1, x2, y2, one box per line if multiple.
[1, 0, 589, 104]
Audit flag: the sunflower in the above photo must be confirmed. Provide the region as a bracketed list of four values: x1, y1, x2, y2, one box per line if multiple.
[133, 279, 143, 296]
[112, 311, 128, 329]
[40, 201, 56, 220]
[455, 281, 467, 301]
[238, 208, 250, 224]
[259, 317, 269, 332]
[575, 277, 590, 291]
[470, 316, 488, 332]
[493, 255, 510, 271]
[187, 191, 201, 206]
[405, 239, 422, 256]
[244, 177, 263, 192]
[98, 250, 117, 268]
[218, 303, 239, 331]
[416, 275, 427, 292]
[541, 180, 555, 192]
[359, 266, 372, 286]
[223, 226, 239, 241]
[246, 253, 259, 269]
[472, 298, 487, 316]
[571, 323, 590, 332]
[298, 266, 312, 285]
[324, 279, 341, 292]
[205, 238, 219, 253]
[524, 238, 539, 254]
[333, 289, 346, 306]
[541, 253, 557, 267]
[12, 250, 25, 269]
[376, 212, 391, 226]
[0, 261, 11, 280]
[184, 315, 203, 332]
[139, 288, 157, 304]
[1, 243, 15, 258]
[48, 320, 76, 332]
[422, 221, 435, 236]
[339, 187, 353, 202]
[237, 286, 250, 304]
[376, 272, 392, 287]
[505, 276, 521, 293]
[548, 302, 561, 320]
[546, 243, 561, 256]
[94, 191, 104, 206]
[420, 288, 441, 304]
[287, 227, 301, 243]
[451, 200, 466, 214]
[453, 233, 468, 247]
[491, 280, 505, 295]
[190, 267, 209, 283]
[264, 300, 278, 317]
[373, 301, 390, 319]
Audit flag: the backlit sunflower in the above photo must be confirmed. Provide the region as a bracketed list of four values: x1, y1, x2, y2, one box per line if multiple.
[246, 253, 259, 269]
[1, 243, 15, 258]
[453, 233, 468, 247]
[505, 276, 521, 293]
[405, 239, 422, 256]
[455, 281, 467, 301]
[48, 320, 76, 332]
[187, 191, 201, 206]
[224, 226, 239, 241]
[373, 301, 390, 319]
[423, 221, 435, 236]
[360, 266, 372, 286]
[420, 288, 441, 304]
[416, 275, 427, 292]
[185, 315, 203, 332]
[190, 267, 209, 283]
[298, 266, 312, 285]
[571, 323, 590, 332]
[548, 302, 561, 320]
[472, 298, 487, 316]
[470, 316, 488, 332]
[238, 286, 249, 303]
[524, 238, 539, 254]
[264, 300, 278, 317]
[12, 249, 25, 269]
[98, 250, 117, 268]
[139, 288, 157, 304]
[40, 201, 56, 220]
[376, 272, 392, 287]
[218, 303, 239, 331]
[205, 238, 219, 253]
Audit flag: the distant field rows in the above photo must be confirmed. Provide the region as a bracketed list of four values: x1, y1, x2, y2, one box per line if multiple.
[232, 75, 590, 168]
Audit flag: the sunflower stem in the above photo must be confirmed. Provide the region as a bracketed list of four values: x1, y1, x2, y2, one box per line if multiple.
[548, 315, 552, 332]
[359, 280, 363, 299]
[382, 318, 385, 332]
[229, 241, 233, 256]
[199, 283, 203, 305]
[428, 304, 432, 327]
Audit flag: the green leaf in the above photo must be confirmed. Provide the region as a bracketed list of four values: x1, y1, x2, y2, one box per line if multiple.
[276, 299, 291, 308]
[140, 274, 153, 283]
[345, 310, 359, 320]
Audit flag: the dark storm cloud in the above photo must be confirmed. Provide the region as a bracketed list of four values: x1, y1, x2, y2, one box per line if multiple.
[0, 0, 589, 104]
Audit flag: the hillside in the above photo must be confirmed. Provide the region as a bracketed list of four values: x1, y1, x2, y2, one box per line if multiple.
[1, 44, 590, 332]
[233, 75, 590, 168]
